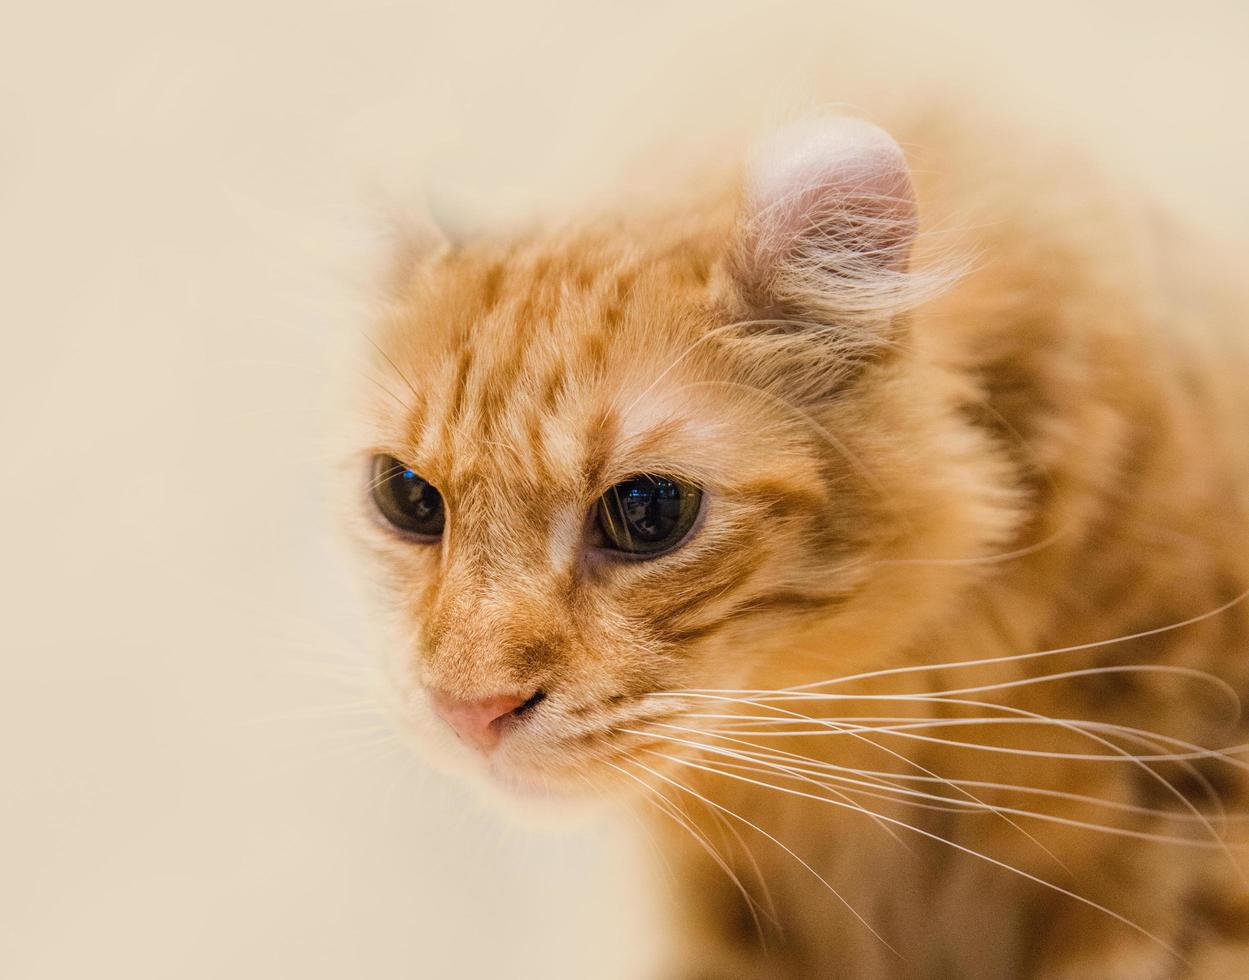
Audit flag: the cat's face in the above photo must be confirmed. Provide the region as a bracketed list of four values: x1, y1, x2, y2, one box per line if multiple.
[350, 119, 1018, 797]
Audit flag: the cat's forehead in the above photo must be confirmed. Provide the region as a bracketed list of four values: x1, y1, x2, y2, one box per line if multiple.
[375, 236, 738, 496]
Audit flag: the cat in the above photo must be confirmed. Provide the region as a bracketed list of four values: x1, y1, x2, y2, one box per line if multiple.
[346, 111, 1249, 978]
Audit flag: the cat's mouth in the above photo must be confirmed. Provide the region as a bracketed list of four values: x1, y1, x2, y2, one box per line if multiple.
[411, 681, 689, 798]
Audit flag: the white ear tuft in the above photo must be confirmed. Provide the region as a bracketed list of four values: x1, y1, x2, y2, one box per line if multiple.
[736, 117, 940, 328]
[747, 117, 916, 268]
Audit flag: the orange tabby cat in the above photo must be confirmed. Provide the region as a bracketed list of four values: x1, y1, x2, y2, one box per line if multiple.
[348, 112, 1249, 978]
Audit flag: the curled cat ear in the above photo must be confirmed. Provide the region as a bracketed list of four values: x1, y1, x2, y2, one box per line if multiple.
[376, 207, 449, 297]
[376, 177, 478, 297]
[734, 116, 942, 334]
[423, 178, 485, 248]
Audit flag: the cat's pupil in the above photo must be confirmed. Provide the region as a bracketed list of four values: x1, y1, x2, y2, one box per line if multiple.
[371, 454, 445, 537]
[620, 479, 680, 540]
[399, 471, 437, 518]
[598, 476, 701, 555]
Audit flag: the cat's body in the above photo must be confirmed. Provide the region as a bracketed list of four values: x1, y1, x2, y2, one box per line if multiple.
[352, 111, 1249, 978]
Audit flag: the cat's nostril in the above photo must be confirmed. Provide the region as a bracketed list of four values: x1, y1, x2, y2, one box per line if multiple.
[513, 689, 546, 717]
[427, 688, 544, 752]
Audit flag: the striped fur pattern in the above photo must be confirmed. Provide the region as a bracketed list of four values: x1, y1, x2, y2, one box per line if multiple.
[348, 114, 1249, 978]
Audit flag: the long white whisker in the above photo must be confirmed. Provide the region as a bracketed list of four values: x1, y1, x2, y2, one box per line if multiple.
[643, 724, 915, 851]
[644, 700, 1072, 875]
[603, 759, 776, 936]
[701, 801, 782, 927]
[653, 714, 1234, 821]
[781, 588, 1249, 693]
[623, 756, 900, 957]
[654, 751, 1183, 963]
[652, 689, 1240, 876]
[669, 744, 1240, 849]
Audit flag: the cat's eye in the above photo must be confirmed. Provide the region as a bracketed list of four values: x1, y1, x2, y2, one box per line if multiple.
[596, 475, 702, 556]
[370, 454, 445, 538]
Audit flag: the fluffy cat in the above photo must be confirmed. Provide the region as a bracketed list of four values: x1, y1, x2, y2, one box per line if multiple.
[347, 111, 1249, 978]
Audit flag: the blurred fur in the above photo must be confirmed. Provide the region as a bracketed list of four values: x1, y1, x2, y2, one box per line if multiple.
[348, 110, 1249, 978]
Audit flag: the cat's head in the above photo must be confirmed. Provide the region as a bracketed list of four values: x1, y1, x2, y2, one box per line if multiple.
[350, 118, 1019, 798]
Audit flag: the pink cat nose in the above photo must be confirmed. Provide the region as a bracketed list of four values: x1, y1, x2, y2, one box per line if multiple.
[427, 689, 544, 752]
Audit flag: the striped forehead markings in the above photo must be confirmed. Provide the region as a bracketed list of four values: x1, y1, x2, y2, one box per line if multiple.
[427, 263, 641, 467]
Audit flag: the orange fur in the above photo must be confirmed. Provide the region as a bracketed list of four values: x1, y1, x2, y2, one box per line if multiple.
[348, 111, 1249, 978]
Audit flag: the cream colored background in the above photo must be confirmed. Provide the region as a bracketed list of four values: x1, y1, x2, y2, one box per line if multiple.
[2, 2, 1247, 978]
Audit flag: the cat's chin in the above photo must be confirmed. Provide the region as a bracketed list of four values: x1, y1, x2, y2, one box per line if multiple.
[469, 759, 616, 826]
[488, 765, 580, 801]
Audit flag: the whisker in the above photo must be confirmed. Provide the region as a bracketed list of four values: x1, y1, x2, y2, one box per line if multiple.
[666, 746, 1240, 849]
[621, 756, 900, 957]
[883, 665, 1240, 714]
[777, 587, 1249, 694]
[640, 721, 1066, 869]
[658, 691, 1249, 767]
[647, 713, 1247, 822]
[653, 751, 1184, 964]
[699, 798, 782, 930]
[653, 723, 915, 852]
[363, 332, 423, 404]
[651, 689, 1242, 874]
[652, 695, 1079, 872]
[602, 759, 777, 937]
[651, 705, 1073, 874]
[688, 712, 1248, 762]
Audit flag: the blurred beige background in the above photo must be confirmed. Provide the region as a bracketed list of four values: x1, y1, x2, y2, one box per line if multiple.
[2, 2, 1247, 978]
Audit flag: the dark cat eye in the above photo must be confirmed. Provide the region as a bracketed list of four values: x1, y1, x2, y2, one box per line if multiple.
[370, 454, 445, 538]
[597, 475, 702, 556]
